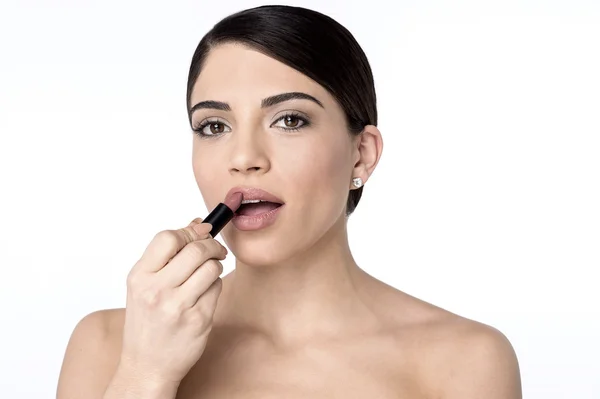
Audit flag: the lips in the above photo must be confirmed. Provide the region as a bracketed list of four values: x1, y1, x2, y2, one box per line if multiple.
[224, 187, 284, 209]
[223, 187, 285, 231]
[228, 187, 284, 204]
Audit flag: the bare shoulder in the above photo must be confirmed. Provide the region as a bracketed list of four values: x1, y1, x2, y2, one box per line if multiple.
[56, 308, 125, 398]
[420, 314, 522, 399]
[368, 279, 522, 399]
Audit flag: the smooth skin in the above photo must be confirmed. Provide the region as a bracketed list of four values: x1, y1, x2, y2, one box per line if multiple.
[57, 43, 522, 398]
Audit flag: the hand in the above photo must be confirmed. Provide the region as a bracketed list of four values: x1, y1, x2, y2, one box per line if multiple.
[118, 218, 227, 385]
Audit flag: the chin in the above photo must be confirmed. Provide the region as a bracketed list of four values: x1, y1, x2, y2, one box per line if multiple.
[224, 233, 289, 267]
[232, 246, 286, 268]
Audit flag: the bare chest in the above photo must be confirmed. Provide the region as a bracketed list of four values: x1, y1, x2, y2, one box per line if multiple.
[175, 334, 427, 399]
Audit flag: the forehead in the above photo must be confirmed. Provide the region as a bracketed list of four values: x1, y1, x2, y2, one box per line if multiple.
[190, 43, 333, 107]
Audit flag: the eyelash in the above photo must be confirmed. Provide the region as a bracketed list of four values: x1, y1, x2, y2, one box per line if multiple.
[192, 112, 310, 139]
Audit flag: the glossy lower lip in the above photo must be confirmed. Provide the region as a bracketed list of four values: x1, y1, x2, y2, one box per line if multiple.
[232, 204, 284, 231]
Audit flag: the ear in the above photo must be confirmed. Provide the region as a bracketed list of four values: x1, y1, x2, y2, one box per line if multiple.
[349, 125, 383, 189]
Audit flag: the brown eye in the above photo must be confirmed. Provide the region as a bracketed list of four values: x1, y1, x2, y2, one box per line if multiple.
[283, 115, 300, 128]
[193, 119, 231, 138]
[273, 113, 309, 131]
[208, 122, 225, 134]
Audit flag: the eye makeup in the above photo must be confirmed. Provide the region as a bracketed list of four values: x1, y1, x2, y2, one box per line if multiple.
[192, 111, 311, 139]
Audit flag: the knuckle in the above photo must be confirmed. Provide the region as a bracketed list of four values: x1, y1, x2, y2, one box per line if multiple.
[188, 240, 208, 258]
[161, 298, 185, 318]
[216, 261, 224, 275]
[205, 239, 221, 256]
[138, 286, 162, 307]
[189, 307, 211, 329]
[178, 227, 196, 245]
[126, 270, 138, 288]
[193, 300, 214, 321]
[154, 230, 180, 252]
[205, 259, 223, 277]
[195, 284, 221, 320]
[126, 268, 146, 289]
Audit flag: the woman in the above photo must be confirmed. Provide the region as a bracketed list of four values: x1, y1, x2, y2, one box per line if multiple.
[57, 5, 521, 398]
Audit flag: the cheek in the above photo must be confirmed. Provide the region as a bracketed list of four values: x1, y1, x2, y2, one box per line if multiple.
[280, 135, 350, 208]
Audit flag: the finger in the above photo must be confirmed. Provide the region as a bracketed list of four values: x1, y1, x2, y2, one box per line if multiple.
[134, 221, 213, 273]
[190, 277, 223, 317]
[178, 259, 224, 307]
[192, 222, 212, 237]
[157, 238, 227, 287]
[187, 217, 205, 227]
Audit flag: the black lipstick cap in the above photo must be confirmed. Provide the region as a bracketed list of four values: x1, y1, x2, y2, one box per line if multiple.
[204, 203, 234, 237]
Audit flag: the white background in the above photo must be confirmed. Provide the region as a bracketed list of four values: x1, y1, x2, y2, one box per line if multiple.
[1, 0, 598, 397]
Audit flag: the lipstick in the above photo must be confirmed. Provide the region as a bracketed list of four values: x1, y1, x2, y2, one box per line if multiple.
[204, 192, 243, 237]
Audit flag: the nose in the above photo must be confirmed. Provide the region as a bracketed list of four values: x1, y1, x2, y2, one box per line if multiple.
[228, 126, 271, 176]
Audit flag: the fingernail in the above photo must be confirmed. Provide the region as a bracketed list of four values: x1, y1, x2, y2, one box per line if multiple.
[189, 217, 203, 226]
[193, 223, 210, 235]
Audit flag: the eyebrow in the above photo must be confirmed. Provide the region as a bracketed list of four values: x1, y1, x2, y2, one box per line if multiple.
[189, 91, 325, 116]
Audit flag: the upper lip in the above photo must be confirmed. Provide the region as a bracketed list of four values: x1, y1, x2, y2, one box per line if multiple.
[226, 186, 284, 204]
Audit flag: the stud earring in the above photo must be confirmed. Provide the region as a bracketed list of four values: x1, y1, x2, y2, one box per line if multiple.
[352, 177, 363, 188]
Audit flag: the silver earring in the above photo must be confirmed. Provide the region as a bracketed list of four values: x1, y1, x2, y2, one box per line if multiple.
[352, 177, 363, 188]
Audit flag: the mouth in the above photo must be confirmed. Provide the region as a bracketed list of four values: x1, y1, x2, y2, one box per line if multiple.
[236, 198, 283, 216]
[224, 186, 285, 230]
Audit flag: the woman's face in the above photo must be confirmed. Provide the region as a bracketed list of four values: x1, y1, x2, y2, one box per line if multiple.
[189, 43, 360, 266]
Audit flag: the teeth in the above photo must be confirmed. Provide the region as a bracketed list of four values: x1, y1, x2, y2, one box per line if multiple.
[241, 199, 263, 204]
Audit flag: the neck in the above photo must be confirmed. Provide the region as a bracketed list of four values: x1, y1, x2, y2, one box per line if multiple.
[219, 217, 375, 347]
